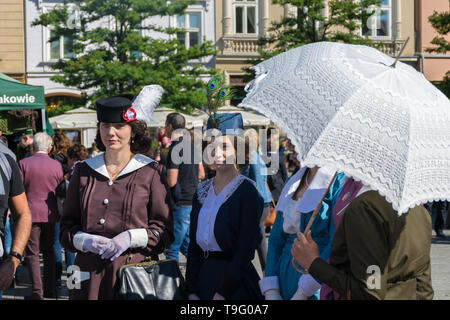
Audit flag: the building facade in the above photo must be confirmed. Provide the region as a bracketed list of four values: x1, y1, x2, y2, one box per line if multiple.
[415, 0, 450, 82]
[0, 0, 26, 82]
[214, 0, 284, 104]
[25, 0, 82, 107]
[364, 0, 417, 66]
[214, 0, 419, 105]
[24, 0, 215, 100]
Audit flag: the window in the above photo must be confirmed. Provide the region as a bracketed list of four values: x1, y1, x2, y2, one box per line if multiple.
[362, 0, 391, 38]
[234, 0, 258, 35]
[49, 30, 74, 60]
[176, 12, 202, 48]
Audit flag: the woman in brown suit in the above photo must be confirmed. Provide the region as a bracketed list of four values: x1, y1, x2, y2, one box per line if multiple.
[60, 93, 174, 300]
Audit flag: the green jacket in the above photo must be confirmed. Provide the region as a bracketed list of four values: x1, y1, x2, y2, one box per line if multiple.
[309, 190, 433, 300]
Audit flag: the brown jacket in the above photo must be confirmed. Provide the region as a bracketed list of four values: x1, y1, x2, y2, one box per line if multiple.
[60, 154, 174, 300]
[309, 191, 433, 300]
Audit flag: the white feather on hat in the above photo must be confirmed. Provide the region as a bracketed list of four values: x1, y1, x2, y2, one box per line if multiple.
[131, 85, 165, 123]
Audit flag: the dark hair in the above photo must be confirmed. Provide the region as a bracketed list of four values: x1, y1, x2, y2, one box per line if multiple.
[67, 144, 89, 161]
[95, 120, 152, 154]
[166, 113, 186, 130]
[298, 167, 310, 191]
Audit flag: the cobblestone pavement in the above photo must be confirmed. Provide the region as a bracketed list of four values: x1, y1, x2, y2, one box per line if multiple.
[2, 230, 449, 300]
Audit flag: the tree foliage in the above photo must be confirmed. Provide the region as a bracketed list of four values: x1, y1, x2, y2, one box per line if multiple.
[426, 10, 450, 98]
[33, 0, 217, 113]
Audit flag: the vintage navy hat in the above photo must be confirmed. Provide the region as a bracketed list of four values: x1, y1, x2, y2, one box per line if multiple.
[96, 94, 136, 123]
[206, 113, 244, 136]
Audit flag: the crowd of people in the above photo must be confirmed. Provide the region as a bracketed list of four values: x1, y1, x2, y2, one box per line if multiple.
[0, 92, 447, 300]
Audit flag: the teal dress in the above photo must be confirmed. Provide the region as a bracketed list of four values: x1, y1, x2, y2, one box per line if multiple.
[264, 172, 345, 300]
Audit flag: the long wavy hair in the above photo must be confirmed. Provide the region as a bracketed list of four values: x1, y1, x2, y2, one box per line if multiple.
[52, 129, 72, 157]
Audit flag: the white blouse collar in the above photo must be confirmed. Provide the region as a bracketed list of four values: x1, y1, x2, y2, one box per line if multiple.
[85, 153, 154, 181]
[297, 166, 335, 213]
[197, 174, 256, 205]
[275, 166, 335, 234]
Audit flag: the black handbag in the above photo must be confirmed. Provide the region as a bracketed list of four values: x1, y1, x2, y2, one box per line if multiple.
[117, 257, 186, 300]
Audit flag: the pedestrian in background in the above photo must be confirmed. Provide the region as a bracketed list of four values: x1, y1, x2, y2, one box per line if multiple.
[265, 128, 288, 205]
[16, 129, 34, 161]
[164, 113, 204, 262]
[425, 201, 447, 238]
[50, 130, 72, 288]
[158, 135, 171, 167]
[241, 128, 273, 272]
[19, 132, 64, 299]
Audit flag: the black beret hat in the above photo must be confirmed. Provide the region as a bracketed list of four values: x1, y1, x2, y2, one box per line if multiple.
[96, 94, 136, 123]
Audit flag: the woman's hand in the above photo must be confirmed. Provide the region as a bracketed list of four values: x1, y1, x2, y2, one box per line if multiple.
[291, 231, 320, 271]
[101, 231, 131, 261]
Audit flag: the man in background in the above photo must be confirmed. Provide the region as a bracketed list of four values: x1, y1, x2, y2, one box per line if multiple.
[19, 132, 63, 299]
[164, 113, 204, 262]
[16, 129, 34, 161]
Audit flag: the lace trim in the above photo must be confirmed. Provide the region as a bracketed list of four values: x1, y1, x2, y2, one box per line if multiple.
[196, 175, 257, 205]
[241, 42, 450, 215]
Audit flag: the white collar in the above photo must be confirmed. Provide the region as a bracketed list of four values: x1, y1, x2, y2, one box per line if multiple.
[197, 174, 256, 205]
[85, 153, 154, 181]
[276, 166, 335, 214]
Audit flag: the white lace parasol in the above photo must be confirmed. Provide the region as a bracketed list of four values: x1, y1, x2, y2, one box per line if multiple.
[240, 41, 450, 215]
[132, 85, 165, 123]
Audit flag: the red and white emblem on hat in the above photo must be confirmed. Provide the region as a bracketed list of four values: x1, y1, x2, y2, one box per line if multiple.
[122, 107, 137, 122]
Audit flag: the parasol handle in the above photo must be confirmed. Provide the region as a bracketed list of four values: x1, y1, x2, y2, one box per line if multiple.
[291, 171, 337, 275]
[390, 36, 410, 68]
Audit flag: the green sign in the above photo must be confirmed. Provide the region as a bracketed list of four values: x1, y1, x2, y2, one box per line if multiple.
[0, 73, 45, 110]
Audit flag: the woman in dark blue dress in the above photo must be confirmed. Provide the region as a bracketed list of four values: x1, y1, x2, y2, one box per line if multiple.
[185, 113, 264, 300]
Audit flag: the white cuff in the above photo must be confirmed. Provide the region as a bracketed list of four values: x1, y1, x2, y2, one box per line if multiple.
[298, 274, 321, 297]
[73, 231, 89, 253]
[259, 276, 280, 295]
[128, 228, 149, 248]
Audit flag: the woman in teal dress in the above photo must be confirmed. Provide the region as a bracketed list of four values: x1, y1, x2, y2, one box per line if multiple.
[259, 166, 344, 300]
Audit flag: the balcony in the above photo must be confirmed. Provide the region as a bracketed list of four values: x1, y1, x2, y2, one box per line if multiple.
[221, 36, 261, 57]
[373, 38, 408, 57]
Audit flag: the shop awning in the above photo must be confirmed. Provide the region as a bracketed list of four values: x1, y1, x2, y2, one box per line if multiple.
[0, 73, 45, 110]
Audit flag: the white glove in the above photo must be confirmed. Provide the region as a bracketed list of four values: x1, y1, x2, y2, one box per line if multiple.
[291, 287, 308, 300]
[101, 231, 131, 261]
[73, 232, 111, 255]
[264, 289, 283, 300]
[0, 239, 3, 258]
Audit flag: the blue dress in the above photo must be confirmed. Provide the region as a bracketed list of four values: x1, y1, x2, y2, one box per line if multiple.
[264, 172, 345, 300]
[186, 176, 265, 300]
